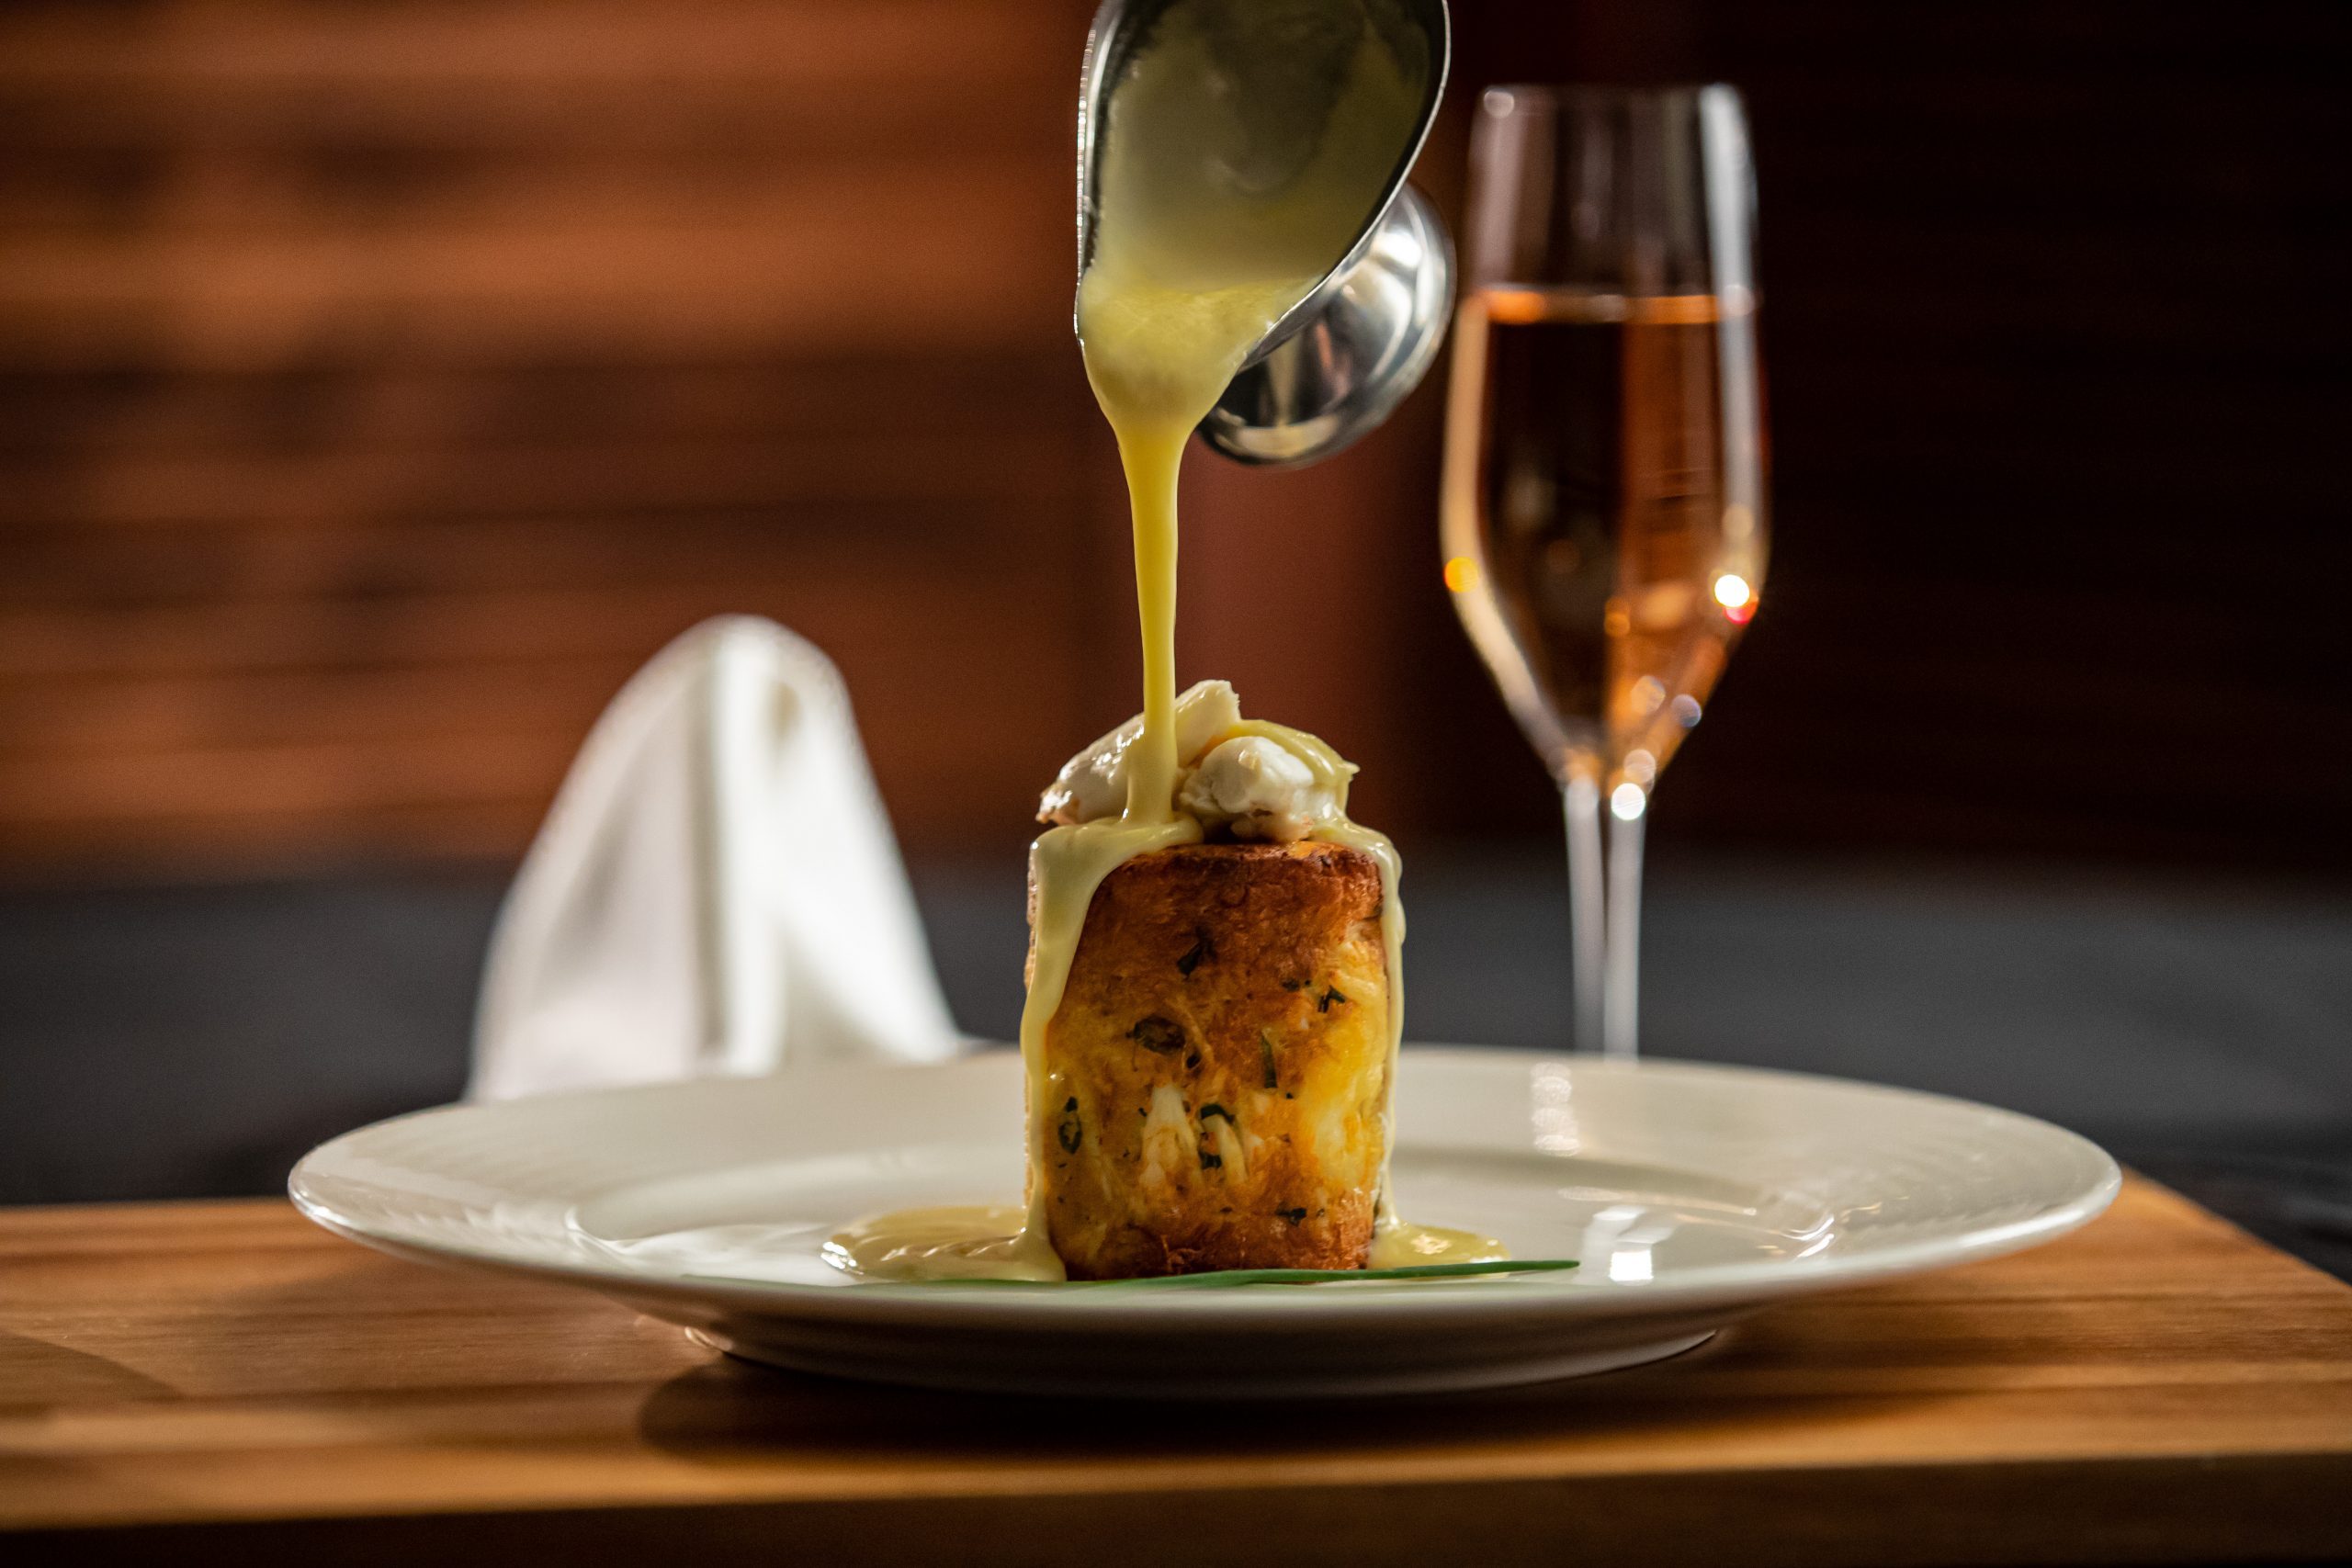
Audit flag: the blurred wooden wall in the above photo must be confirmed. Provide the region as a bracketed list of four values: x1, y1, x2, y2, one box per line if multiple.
[4, 0, 2347, 878]
[0, 0, 1122, 870]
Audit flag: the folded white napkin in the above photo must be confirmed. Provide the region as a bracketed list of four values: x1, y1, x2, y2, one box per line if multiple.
[469, 616, 963, 1100]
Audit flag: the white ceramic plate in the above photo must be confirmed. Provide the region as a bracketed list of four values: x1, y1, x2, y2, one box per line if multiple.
[290, 1048, 2119, 1399]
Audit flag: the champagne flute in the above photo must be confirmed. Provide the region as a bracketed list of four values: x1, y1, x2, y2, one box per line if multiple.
[1441, 85, 1768, 1059]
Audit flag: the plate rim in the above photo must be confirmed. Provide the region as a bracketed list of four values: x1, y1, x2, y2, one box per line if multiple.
[288, 1046, 2123, 1327]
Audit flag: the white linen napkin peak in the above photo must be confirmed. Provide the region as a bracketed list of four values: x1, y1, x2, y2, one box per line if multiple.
[469, 616, 960, 1100]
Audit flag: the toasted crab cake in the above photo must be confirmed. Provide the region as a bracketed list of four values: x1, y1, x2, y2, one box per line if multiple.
[1029, 840, 1390, 1279]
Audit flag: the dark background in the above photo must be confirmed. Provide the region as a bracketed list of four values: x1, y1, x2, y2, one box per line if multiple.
[3, 1, 2349, 1233]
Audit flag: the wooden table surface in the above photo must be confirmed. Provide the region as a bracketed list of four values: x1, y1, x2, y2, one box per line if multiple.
[5, 1178, 2351, 1566]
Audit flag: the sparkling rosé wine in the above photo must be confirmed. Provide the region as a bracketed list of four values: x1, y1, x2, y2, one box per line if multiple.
[1442, 286, 1767, 791]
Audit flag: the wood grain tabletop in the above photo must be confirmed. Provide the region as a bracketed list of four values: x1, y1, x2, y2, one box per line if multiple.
[4, 1177, 2350, 1566]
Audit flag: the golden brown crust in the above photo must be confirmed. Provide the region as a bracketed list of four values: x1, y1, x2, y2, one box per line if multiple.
[1035, 841, 1391, 1279]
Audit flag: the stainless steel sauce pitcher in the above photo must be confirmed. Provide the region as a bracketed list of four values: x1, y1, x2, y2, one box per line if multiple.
[1076, 0, 1453, 467]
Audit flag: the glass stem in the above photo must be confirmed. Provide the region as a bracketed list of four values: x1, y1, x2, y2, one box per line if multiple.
[1603, 796, 1645, 1060]
[1562, 773, 1605, 1055]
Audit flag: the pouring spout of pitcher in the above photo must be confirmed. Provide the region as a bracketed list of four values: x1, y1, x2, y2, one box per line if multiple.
[1200, 184, 1454, 468]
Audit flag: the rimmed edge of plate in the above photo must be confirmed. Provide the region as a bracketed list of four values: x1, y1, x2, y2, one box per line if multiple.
[290, 1049, 2123, 1328]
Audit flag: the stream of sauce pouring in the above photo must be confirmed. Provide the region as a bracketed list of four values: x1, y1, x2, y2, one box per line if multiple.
[831, 3, 1492, 1282]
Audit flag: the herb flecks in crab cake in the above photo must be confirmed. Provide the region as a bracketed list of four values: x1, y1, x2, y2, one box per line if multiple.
[1027, 682, 1398, 1279]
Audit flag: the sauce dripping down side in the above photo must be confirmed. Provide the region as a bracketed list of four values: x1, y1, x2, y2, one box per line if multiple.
[833, 2, 1451, 1281]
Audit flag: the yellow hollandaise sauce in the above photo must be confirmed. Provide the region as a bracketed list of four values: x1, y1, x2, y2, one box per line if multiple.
[832, 1, 1474, 1282]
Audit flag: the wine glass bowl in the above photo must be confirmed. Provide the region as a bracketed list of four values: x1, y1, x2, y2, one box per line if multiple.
[1441, 85, 1768, 1057]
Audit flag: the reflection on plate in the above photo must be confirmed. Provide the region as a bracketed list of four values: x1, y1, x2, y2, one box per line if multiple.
[290, 1048, 2120, 1398]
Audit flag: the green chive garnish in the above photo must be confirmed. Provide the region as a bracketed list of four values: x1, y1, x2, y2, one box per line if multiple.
[909, 1258, 1580, 1290]
[687, 1258, 1580, 1292]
